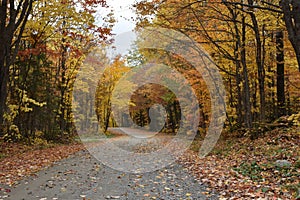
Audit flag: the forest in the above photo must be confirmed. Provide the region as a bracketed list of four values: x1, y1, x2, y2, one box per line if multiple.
[125, 0, 300, 137]
[0, 0, 113, 143]
[0, 0, 300, 143]
[0, 0, 299, 199]
[0, 0, 299, 143]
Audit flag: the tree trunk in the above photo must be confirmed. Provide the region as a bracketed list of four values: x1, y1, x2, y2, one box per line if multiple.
[248, 0, 266, 122]
[276, 30, 286, 117]
[241, 16, 252, 128]
[232, 9, 243, 126]
[0, 0, 33, 131]
[0, 42, 10, 127]
[280, 0, 300, 71]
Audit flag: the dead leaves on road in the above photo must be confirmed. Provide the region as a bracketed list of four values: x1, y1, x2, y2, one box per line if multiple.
[0, 127, 299, 199]
[0, 143, 84, 186]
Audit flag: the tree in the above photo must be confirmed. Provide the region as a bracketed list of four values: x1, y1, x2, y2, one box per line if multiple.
[2, 0, 113, 142]
[276, 30, 286, 117]
[73, 47, 109, 133]
[280, 0, 300, 71]
[95, 56, 130, 132]
[0, 0, 34, 130]
[133, 0, 299, 132]
[221, 0, 300, 71]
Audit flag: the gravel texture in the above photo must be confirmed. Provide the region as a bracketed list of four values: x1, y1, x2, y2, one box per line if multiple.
[0, 135, 218, 200]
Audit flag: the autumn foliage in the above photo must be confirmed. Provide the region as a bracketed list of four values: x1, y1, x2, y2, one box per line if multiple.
[0, 0, 113, 142]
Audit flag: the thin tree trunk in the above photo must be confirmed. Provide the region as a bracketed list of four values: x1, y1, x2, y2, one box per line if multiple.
[104, 105, 111, 132]
[241, 16, 252, 128]
[248, 0, 266, 122]
[232, 10, 243, 126]
[276, 30, 286, 117]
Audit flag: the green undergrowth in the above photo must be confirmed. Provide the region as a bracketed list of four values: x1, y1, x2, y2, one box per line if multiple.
[189, 126, 299, 198]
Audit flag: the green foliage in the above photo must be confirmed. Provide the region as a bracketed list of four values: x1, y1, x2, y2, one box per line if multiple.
[234, 161, 263, 181]
[234, 159, 299, 185]
[295, 160, 300, 169]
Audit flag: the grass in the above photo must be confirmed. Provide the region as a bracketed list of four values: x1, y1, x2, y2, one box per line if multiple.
[74, 130, 119, 143]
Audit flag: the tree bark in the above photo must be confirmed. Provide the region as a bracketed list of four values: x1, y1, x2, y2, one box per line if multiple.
[247, 0, 266, 122]
[0, 0, 33, 130]
[276, 30, 286, 117]
[280, 0, 300, 71]
[0, 40, 10, 128]
[241, 16, 252, 128]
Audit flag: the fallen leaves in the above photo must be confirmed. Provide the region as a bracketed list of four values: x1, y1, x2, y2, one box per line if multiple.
[0, 143, 84, 186]
[0, 127, 298, 199]
[177, 127, 300, 199]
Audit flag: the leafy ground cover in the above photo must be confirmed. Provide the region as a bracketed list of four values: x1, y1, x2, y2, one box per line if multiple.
[0, 127, 299, 199]
[178, 126, 300, 199]
[0, 142, 84, 186]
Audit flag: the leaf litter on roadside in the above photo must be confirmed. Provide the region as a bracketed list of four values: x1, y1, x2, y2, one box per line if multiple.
[177, 127, 299, 199]
[0, 143, 84, 186]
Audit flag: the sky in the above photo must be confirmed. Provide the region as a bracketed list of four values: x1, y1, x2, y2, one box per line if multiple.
[97, 0, 138, 34]
[96, 0, 139, 58]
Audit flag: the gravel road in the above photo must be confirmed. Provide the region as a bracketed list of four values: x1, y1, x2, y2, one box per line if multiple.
[0, 134, 218, 200]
